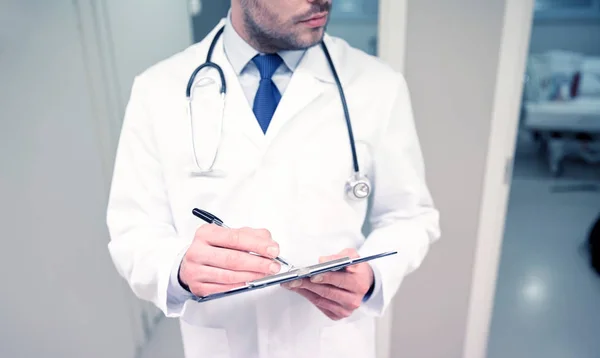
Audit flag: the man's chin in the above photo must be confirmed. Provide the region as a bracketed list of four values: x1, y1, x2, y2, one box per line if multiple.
[291, 31, 326, 50]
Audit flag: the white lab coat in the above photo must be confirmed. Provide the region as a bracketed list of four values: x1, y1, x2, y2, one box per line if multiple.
[106, 19, 440, 358]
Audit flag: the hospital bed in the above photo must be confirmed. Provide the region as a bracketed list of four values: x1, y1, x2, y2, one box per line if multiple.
[521, 51, 600, 176]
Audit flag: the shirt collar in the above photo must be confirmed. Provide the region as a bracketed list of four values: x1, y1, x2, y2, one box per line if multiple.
[223, 11, 306, 75]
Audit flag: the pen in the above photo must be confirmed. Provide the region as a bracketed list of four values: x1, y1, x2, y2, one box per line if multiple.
[192, 208, 294, 270]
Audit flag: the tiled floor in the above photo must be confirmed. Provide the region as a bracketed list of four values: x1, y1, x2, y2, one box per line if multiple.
[486, 133, 600, 358]
[486, 176, 600, 358]
[139, 136, 600, 358]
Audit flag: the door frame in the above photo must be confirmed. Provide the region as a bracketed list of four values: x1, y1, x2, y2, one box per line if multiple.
[73, 0, 147, 353]
[378, 0, 408, 73]
[375, 1, 409, 357]
[462, 0, 535, 357]
[75, 0, 194, 353]
[376, 0, 536, 357]
[74, 0, 124, 186]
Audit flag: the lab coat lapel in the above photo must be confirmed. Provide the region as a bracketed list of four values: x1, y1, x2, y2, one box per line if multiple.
[192, 26, 339, 149]
[265, 42, 335, 141]
[210, 31, 267, 150]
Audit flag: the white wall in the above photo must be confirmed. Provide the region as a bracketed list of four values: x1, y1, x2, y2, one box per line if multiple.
[104, 0, 194, 109]
[0, 1, 193, 357]
[0, 2, 136, 357]
[385, 0, 531, 357]
[95, 0, 195, 343]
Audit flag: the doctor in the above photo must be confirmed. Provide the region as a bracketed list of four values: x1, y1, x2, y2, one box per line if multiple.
[106, 0, 440, 357]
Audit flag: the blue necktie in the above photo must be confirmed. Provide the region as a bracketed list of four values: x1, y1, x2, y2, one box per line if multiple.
[252, 54, 283, 134]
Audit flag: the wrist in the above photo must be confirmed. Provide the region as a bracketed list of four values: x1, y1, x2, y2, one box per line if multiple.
[177, 262, 191, 293]
[362, 268, 375, 302]
[363, 280, 375, 302]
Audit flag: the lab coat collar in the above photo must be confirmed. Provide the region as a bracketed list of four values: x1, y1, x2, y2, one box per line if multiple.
[191, 19, 339, 148]
[261, 37, 339, 142]
[295, 34, 338, 84]
[218, 11, 337, 85]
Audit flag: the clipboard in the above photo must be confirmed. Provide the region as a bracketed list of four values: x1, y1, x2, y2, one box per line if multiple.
[190, 251, 397, 303]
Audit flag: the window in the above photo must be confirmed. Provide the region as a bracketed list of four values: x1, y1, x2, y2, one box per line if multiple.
[330, 0, 379, 21]
[536, 0, 595, 10]
[534, 0, 600, 19]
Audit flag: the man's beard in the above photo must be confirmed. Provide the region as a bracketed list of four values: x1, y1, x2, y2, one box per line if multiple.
[240, 0, 330, 52]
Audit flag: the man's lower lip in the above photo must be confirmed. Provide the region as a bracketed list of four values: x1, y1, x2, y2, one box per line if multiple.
[301, 15, 327, 27]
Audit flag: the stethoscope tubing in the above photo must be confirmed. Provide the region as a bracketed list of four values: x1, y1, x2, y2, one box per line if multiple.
[185, 25, 369, 200]
[319, 42, 360, 174]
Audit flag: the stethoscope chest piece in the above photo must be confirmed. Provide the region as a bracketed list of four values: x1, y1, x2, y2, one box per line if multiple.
[345, 173, 372, 201]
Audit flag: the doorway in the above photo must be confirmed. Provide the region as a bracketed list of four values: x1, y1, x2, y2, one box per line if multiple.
[486, 1, 600, 357]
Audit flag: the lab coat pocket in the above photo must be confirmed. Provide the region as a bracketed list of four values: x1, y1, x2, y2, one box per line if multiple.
[319, 319, 376, 358]
[179, 319, 231, 358]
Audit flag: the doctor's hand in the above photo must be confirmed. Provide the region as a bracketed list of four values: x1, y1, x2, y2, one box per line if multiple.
[282, 248, 374, 321]
[178, 224, 282, 297]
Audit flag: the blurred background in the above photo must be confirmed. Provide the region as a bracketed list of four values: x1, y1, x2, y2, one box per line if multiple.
[1, 0, 599, 357]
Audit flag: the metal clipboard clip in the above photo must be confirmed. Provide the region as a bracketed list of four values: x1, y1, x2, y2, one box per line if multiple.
[247, 257, 353, 288]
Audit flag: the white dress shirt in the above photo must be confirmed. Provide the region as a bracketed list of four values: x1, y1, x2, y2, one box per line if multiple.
[222, 12, 306, 107]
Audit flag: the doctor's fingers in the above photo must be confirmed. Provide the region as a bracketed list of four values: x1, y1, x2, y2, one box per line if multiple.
[286, 280, 362, 311]
[190, 282, 246, 298]
[309, 272, 356, 292]
[311, 268, 371, 294]
[205, 227, 280, 260]
[195, 246, 281, 275]
[192, 265, 266, 285]
[291, 288, 351, 321]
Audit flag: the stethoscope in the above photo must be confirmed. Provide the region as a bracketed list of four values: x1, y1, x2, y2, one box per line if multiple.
[185, 25, 372, 201]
